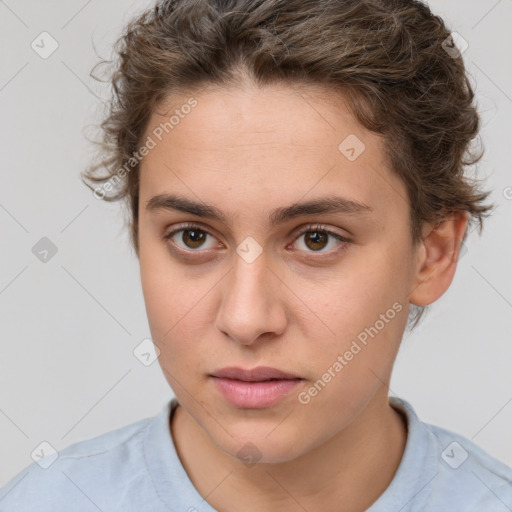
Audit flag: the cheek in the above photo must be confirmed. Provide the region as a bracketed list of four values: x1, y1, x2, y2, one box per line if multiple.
[141, 270, 201, 387]
[139, 232, 192, 329]
[311, 251, 404, 326]
[302, 247, 409, 378]
[139, 249, 217, 375]
[142, 270, 204, 345]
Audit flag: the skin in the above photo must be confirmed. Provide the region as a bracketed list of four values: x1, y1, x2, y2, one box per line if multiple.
[137, 77, 468, 512]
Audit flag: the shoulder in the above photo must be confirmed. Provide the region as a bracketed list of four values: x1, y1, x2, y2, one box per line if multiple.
[0, 411, 165, 512]
[381, 397, 512, 512]
[426, 421, 512, 509]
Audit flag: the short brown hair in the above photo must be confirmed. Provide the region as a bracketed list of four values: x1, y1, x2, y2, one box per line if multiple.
[82, 0, 494, 327]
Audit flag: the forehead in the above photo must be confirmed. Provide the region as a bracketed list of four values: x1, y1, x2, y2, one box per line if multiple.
[138, 84, 409, 228]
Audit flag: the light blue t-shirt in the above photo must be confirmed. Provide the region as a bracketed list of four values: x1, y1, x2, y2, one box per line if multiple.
[1, 396, 511, 511]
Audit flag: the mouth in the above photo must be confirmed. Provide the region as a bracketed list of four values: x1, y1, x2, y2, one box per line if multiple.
[210, 366, 302, 382]
[209, 366, 303, 409]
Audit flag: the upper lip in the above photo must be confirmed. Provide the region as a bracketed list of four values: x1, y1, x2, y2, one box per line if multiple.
[210, 366, 302, 381]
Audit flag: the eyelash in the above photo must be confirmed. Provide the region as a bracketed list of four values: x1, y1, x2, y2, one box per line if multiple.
[163, 222, 351, 259]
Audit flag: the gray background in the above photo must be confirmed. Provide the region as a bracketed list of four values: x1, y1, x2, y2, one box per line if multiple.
[1, 0, 511, 486]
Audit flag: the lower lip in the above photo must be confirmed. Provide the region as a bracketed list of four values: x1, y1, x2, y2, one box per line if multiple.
[211, 377, 302, 409]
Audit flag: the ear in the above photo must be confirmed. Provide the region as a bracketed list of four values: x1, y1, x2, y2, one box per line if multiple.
[409, 212, 469, 306]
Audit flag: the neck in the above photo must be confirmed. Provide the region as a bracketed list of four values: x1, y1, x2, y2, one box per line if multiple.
[170, 388, 407, 512]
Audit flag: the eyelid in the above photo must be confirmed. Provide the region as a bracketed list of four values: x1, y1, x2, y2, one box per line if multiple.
[292, 223, 349, 240]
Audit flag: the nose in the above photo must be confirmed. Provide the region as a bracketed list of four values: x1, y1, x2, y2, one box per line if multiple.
[215, 252, 287, 346]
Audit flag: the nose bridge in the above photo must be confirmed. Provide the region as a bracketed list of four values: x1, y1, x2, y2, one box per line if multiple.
[215, 248, 286, 344]
[232, 247, 269, 297]
[229, 234, 272, 302]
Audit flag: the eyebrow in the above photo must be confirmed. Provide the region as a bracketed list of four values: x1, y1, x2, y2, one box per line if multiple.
[146, 193, 373, 227]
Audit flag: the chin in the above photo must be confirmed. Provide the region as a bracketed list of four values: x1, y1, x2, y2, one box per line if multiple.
[212, 425, 309, 466]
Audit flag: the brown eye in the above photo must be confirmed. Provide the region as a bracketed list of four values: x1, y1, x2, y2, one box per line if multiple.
[163, 225, 219, 252]
[292, 224, 350, 255]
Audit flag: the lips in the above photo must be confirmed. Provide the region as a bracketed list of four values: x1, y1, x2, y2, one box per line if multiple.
[210, 366, 303, 408]
[210, 366, 302, 382]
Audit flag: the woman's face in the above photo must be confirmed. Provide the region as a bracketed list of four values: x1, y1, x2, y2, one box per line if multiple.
[138, 81, 419, 463]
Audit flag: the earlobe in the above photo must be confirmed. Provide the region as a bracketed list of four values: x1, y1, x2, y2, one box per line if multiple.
[409, 212, 469, 307]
